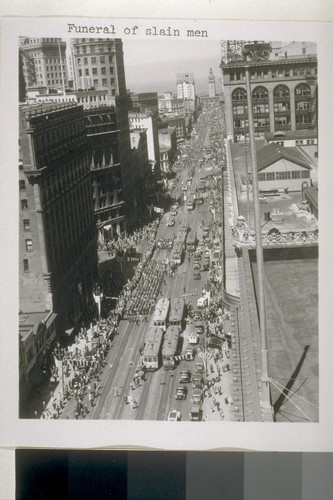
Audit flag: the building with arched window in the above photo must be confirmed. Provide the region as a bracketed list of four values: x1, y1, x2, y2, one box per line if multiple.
[221, 48, 317, 142]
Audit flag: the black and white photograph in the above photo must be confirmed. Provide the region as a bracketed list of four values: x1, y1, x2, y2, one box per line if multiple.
[17, 34, 319, 423]
[1, 12, 333, 457]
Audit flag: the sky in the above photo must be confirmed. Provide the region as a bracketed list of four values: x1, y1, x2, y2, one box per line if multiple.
[121, 39, 222, 96]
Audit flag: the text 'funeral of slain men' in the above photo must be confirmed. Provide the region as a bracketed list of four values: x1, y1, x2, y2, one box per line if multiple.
[67, 23, 208, 38]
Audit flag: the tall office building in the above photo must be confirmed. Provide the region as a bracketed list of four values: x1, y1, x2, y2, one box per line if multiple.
[176, 73, 195, 100]
[19, 102, 99, 332]
[19, 37, 68, 91]
[71, 38, 135, 218]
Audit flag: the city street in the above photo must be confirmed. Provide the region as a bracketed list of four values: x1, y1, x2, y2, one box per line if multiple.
[51, 102, 238, 421]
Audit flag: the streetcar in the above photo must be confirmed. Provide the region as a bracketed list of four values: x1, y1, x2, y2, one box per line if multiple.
[171, 239, 184, 266]
[169, 297, 185, 328]
[142, 326, 164, 371]
[185, 230, 197, 253]
[152, 298, 170, 332]
[162, 325, 181, 370]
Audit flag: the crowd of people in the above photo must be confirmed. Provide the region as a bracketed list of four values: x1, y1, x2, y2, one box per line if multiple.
[126, 259, 166, 320]
[37, 220, 165, 418]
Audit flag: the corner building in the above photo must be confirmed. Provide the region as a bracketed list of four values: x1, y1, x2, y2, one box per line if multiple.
[221, 54, 317, 142]
[19, 102, 99, 333]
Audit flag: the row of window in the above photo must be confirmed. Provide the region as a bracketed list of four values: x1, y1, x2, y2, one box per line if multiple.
[78, 67, 114, 78]
[258, 170, 310, 181]
[230, 65, 316, 82]
[75, 44, 115, 55]
[76, 55, 113, 65]
[232, 84, 311, 101]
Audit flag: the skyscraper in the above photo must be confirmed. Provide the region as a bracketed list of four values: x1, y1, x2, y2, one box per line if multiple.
[176, 73, 195, 100]
[19, 38, 67, 91]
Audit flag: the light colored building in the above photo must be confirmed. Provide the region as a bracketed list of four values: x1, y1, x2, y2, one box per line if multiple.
[256, 143, 312, 192]
[158, 126, 178, 173]
[19, 37, 68, 91]
[130, 128, 154, 207]
[128, 111, 160, 178]
[270, 41, 317, 60]
[176, 72, 195, 100]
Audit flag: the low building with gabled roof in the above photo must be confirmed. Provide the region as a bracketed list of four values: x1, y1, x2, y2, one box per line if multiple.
[256, 142, 312, 192]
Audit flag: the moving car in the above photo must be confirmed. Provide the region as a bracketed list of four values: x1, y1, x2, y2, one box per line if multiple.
[195, 358, 205, 373]
[197, 297, 208, 308]
[192, 373, 204, 389]
[168, 410, 181, 421]
[192, 389, 203, 405]
[175, 386, 187, 400]
[189, 404, 202, 421]
[179, 370, 191, 383]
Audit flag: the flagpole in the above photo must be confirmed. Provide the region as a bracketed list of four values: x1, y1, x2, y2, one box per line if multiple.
[245, 66, 271, 414]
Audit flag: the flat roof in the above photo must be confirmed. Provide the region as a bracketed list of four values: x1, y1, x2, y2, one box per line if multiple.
[19, 310, 57, 341]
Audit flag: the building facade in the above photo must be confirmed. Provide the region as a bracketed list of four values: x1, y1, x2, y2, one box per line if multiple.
[130, 128, 153, 210]
[19, 37, 68, 91]
[19, 103, 99, 332]
[221, 52, 317, 142]
[177, 72, 195, 100]
[256, 143, 312, 192]
[85, 106, 127, 242]
[128, 110, 161, 180]
[71, 38, 134, 217]
[158, 126, 178, 174]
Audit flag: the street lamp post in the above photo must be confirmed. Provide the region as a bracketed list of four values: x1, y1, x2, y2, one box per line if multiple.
[245, 67, 271, 414]
[57, 342, 64, 395]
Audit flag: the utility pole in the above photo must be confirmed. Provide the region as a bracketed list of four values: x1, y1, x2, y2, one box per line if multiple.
[245, 66, 271, 414]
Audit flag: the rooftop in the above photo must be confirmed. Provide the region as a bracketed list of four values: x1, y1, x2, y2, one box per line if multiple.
[221, 55, 317, 70]
[19, 310, 57, 341]
[256, 143, 312, 171]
